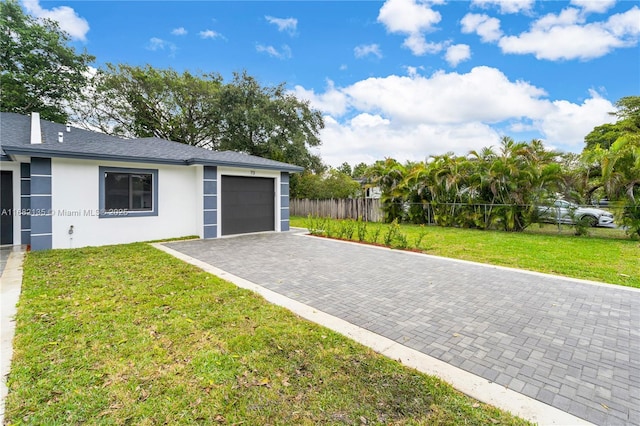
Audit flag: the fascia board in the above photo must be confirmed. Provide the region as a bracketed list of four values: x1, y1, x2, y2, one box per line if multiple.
[1, 147, 186, 166]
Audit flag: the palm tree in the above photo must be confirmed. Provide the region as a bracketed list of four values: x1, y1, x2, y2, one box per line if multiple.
[600, 137, 640, 237]
[472, 138, 561, 231]
[399, 161, 433, 224]
[581, 96, 640, 237]
[365, 158, 408, 222]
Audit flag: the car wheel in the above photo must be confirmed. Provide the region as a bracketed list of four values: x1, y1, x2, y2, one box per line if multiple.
[581, 215, 598, 227]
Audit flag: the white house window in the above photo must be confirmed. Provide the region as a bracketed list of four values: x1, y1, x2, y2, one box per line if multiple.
[99, 167, 158, 217]
[105, 172, 152, 210]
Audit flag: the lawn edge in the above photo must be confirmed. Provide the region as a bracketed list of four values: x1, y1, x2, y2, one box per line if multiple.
[292, 227, 640, 292]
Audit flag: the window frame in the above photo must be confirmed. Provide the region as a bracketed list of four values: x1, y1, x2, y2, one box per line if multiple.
[99, 167, 158, 218]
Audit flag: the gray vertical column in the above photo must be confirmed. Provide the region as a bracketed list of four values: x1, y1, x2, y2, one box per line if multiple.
[280, 172, 290, 231]
[20, 163, 31, 245]
[30, 157, 52, 250]
[203, 166, 217, 238]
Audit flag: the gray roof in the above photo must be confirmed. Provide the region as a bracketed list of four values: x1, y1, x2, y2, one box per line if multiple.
[0, 112, 303, 172]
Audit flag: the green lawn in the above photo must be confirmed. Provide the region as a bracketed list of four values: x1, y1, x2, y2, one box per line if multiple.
[5, 243, 530, 425]
[291, 216, 639, 288]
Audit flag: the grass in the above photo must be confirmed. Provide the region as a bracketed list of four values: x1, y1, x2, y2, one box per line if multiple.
[5, 243, 530, 425]
[291, 216, 639, 288]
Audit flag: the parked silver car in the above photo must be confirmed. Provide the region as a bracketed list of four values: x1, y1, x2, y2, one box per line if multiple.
[537, 200, 615, 227]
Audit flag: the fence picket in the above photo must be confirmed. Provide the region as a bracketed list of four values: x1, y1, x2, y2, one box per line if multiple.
[291, 198, 383, 222]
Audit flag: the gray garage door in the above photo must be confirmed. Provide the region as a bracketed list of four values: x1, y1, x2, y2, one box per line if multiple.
[221, 176, 275, 236]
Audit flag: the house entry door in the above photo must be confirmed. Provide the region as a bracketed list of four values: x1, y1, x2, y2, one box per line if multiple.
[0, 171, 13, 245]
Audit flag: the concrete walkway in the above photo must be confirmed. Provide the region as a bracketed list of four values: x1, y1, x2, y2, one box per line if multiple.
[165, 231, 640, 426]
[0, 247, 26, 426]
[0, 246, 14, 277]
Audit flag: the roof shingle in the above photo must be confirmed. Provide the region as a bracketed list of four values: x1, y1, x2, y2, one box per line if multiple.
[0, 112, 303, 172]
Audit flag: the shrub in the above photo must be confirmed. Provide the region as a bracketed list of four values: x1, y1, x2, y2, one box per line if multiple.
[343, 219, 356, 240]
[572, 217, 592, 236]
[383, 218, 400, 246]
[356, 218, 367, 242]
[393, 232, 409, 249]
[414, 225, 428, 248]
[617, 200, 640, 240]
[370, 225, 382, 244]
[306, 214, 321, 235]
[306, 215, 331, 237]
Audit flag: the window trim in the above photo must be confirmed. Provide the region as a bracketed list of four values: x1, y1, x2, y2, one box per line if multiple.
[99, 166, 158, 218]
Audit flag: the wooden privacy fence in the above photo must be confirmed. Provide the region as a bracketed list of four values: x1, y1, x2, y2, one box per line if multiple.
[291, 198, 383, 222]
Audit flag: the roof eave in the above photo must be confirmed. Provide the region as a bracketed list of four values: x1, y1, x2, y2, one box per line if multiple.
[187, 158, 304, 173]
[1, 147, 187, 166]
[2, 147, 305, 172]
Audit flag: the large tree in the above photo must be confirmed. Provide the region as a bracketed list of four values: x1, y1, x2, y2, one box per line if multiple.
[0, 0, 94, 123]
[72, 64, 223, 148]
[582, 96, 640, 237]
[74, 66, 324, 172]
[352, 162, 369, 179]
[216, 71, 324, 172]
[584, 96, 640, 151]
[294, 169, 361, 199]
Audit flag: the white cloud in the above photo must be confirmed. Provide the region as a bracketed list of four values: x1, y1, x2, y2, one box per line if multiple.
[318, 114, 502, 167]
[265, 15, 298, 35]
[22, 0, 89, 41]
[199, 29, 222, 39]
[147, 37, 165, 51]
[172, 27, 187, 36]
[403, 33, 446, 55]
[541, 91, 616, 151]
[293, 67, 615, 167]
[146, 37, 177, 56]
[508, 120, 538, 133]
[571, 0, 616, 14]
[378, 0, 441, 33]
[351, 113, 391, 128]
[445, 44, 471, 67]
[256, 44, 292, 59]
[607, 6, 640, 38]
[460, 13, 503, 42]
[341, 67, 550, 125]
[404, 65, 424, 78]
[377, 0, 442, 55]
[471, 0, 535, 14]
[354, 44, 383, 59]
[292, 81, 349, 116]
[498, 6, 640, 60]
[532, 7, 583, 30]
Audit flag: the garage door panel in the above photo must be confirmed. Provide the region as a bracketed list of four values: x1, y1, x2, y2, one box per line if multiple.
[221, 176, 275, 236]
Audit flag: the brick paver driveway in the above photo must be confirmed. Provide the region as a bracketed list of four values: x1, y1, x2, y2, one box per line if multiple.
[166, 232, 640, 425]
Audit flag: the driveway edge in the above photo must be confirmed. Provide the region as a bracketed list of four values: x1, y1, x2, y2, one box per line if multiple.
[153, 242, 594, 426]
[294, 232, 640, 292]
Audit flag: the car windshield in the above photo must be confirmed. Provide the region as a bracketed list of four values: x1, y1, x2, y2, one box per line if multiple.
[554, 200, 573, 208]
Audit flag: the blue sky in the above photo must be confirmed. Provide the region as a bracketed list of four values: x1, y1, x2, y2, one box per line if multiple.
[22, 0, 640, 167]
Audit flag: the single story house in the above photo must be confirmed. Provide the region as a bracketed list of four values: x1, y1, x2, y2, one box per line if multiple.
[0, 112, 302, 251]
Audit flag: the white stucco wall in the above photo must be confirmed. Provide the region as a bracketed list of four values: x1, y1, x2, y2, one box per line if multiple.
[217, 166, 282, 237]
[51, 158, 202, 249]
